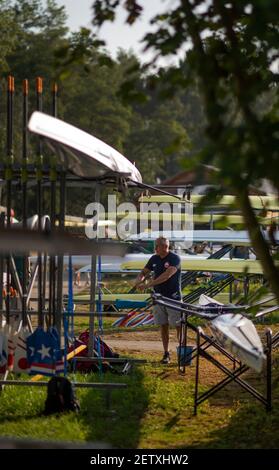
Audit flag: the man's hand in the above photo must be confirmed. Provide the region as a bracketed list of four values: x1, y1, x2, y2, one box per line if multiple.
[133, 280, 142, 289]
[133, 267, 151, 289]
[133, 279, 148, 289]
[144, 281, 153, 290]
[137, 283, 145, 291]
[138, 281, 153, 291]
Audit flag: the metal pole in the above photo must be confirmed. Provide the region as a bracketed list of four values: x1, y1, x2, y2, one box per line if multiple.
[209, 212, 213, 254]
[97, 255, 103, 333]
[88, 183, 100, 356]
[229, 246, 233, 303]
[178, 313, 188, 375]
[266, 328, 272, 411]
[49, 83, 58, 324]
[36, 77, 44, 328]
[177, 313, 185, 374]
[56, 171, 66, 334]
[22, 79, 28, 327]
[194, 327, 201, 415]
[5, 75, 15, 325]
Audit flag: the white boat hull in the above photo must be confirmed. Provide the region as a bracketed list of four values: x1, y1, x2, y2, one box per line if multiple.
[210, 314, 266, 373]
[28, 112, 142, 183]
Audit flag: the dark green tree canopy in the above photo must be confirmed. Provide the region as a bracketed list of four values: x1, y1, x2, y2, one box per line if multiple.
[92, 0, 279, 189]
[0, 0, 198, 210]
[91, 0, 279, 299]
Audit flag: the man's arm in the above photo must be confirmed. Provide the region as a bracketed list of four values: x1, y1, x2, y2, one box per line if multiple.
[145, 266, 177, 289]
[133, 267, 151, 288]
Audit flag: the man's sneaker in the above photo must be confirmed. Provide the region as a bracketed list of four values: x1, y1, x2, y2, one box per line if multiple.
[161, 352, 170, 364]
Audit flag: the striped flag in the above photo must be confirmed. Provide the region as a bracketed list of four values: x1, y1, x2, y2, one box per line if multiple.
[27, 327, 64, 376]
[13, 327, 31, 374]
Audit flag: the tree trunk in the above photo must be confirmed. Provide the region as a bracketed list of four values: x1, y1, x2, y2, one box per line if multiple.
[238, 187, 279, 302]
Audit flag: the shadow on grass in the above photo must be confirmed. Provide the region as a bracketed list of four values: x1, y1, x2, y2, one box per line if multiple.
[189, 365, 279, 449]
[193, 399, 279, 448]
[164, 413, 180, 432]
[79, 366, 149, 448]
[0, 367, 149, 447]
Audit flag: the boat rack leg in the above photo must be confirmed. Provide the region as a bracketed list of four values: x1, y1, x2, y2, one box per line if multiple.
[193, 329, 273, 414]
[195, 358, 249, 407]
[194, 327, 201, 415]
[198, 331, 242, 366]
[178, 313, 188, 375]
[181, 318, 242, 369]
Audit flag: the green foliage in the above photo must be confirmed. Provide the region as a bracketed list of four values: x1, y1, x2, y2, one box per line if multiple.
[0, 0, 203, 216]
[124, 99, 190, 183]
[0, 4, 19, 71]
[91, 0, 279, 301]
[93, 0, 279, 190]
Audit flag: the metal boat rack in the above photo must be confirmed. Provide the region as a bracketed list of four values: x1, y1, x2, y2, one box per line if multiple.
[0, 76, 141, 404]
[153, 294, 273, 414]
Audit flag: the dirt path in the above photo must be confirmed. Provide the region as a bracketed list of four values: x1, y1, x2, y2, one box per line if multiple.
[104, 329, 191, 354]
[107, 338, 178, 353]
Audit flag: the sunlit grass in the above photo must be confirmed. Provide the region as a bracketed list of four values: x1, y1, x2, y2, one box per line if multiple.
[0, 350, 279, 448]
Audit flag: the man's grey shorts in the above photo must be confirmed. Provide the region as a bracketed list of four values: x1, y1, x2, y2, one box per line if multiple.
[153, 304, 181, 327]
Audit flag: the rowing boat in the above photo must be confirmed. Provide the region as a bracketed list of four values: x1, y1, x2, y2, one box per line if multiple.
[153, 293, 266, 373]
[138, 194, 279, 211]
[210, 313, 266, 372]
[200, 296, 266, 372]
[28, 111, 142, 183]
[126, 229, 279, 246]
[121, 258, 274, 274]
[104, 212, 277, 225]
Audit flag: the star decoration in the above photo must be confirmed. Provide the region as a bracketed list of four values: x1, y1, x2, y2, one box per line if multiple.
[37, 344, 51, 359]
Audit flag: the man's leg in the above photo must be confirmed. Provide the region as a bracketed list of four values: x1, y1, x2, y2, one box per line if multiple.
[153, 305, 170, 363]
[160, 324, 169, 353]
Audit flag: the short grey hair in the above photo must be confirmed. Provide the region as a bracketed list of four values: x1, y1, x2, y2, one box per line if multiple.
[155, 237, 170, 246]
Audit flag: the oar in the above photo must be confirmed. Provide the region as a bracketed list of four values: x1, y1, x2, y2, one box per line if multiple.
[5, 75, 15, 325]
[36, 77, 44, 328]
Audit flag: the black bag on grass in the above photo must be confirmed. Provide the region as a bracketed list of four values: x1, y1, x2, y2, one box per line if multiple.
[44, 376, 80, 415]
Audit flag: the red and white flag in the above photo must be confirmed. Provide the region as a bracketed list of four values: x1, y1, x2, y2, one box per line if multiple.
[13, 326, 31, 374]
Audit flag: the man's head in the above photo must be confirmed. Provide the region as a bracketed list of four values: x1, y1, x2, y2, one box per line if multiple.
[155, 237, 170, 258]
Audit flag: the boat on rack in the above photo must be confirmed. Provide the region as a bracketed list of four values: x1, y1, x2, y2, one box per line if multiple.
[28, 111, 142, 183]
[210, 313, 266, 373]
[200, 296, 266, 373]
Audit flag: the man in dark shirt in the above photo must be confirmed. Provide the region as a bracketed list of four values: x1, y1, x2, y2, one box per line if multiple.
[134, 237, 181, 364]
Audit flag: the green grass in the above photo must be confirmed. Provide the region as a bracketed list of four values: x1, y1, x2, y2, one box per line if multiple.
[3, 274, 279, 448]
[1, 352, 279, 448]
